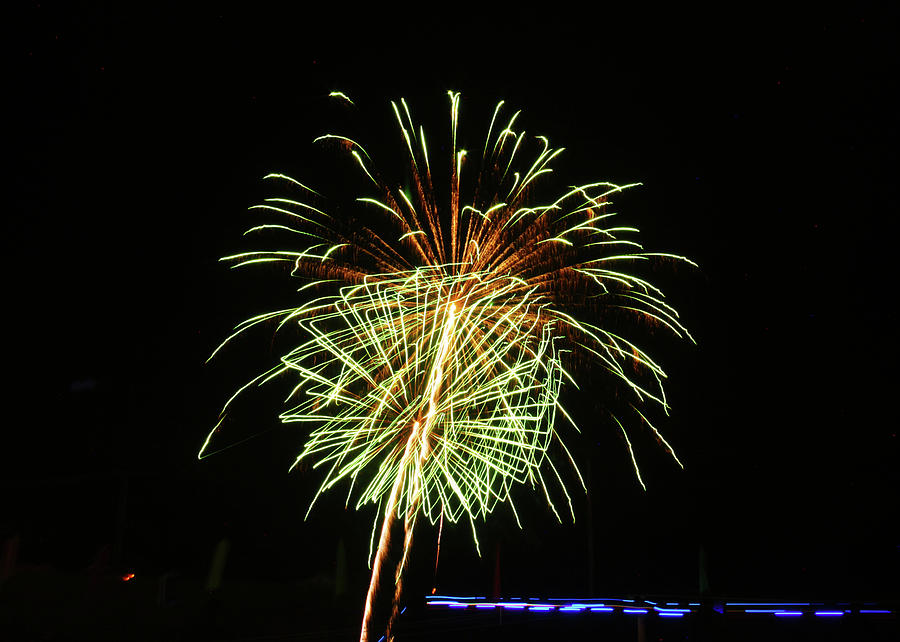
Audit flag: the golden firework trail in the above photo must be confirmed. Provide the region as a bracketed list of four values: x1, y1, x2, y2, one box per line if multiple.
[200, 91, 695, 641]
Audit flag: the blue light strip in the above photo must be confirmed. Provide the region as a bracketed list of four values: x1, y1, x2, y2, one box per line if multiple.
[728, 602, 810, 606]
[497, 603, 528, 609]
[425, 595, 894, 620]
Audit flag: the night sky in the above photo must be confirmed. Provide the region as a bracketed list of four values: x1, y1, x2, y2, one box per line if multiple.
[5, 1, 899, 636]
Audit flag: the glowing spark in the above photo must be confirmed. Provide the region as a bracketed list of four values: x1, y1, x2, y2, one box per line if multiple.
[203, 92, 694, 642]
[329, 91, 355, 105]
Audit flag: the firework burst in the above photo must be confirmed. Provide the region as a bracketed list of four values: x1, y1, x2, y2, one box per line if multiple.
[200, 91, 695, 641]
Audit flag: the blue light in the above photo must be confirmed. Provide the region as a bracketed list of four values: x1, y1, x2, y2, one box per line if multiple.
[728, 602, 809, 606]
[424, 595, 893, 621]
[377, 636, 385, 642]
[400, 607, 407, 614]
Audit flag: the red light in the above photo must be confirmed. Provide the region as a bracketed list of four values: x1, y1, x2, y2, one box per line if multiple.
[122, 573, 135, 581]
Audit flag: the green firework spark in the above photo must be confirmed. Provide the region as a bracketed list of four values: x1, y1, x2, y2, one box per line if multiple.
[201, 91, 695, 554]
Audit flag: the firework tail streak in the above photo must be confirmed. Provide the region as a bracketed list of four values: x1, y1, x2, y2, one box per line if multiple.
[200, 91, 695, 642]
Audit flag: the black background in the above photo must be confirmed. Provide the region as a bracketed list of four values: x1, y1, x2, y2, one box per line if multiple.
[5, 1, 898, 636]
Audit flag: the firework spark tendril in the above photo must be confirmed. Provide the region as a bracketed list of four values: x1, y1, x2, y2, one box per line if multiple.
[201, 91, 695, 642]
